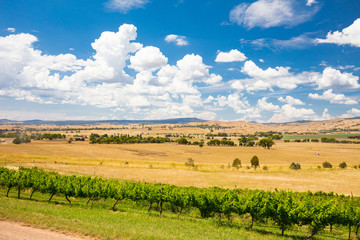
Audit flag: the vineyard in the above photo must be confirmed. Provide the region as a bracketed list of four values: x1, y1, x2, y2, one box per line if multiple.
[0, 167, 359, 239]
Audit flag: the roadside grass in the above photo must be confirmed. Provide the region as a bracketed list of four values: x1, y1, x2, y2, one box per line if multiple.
[0, 188, 352, 240]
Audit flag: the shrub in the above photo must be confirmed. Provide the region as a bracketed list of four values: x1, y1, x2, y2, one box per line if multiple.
[311, 139, 319, 142]
[185, 158, 195, 167]
[250, 155, 260, 169]
[321, 137, 337, 143]
[271, 134, 282, 140]
[284, 140, 290, 143]
[339, 162, 347, 169]
[289, 162, 301, 170]
[12, 134, 31, 144]
[262, 166, 268, 171]
[232, 158, 242, 169]
[322, 161, 332, 168]
[177, 138, 188, 145]
[207, 139, 220, 146]
[12, 137, 21, 144]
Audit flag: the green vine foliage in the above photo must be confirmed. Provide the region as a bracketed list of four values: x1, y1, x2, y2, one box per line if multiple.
[0, 167, 359, 238]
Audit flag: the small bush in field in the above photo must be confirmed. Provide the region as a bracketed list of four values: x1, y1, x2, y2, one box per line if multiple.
[290, 162, 301, 170]
[339, 162, 347, 169]
[322, 161, 332, 168]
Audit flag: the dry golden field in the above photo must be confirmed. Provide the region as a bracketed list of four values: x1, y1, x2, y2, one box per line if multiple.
[1, 135, 360, 195]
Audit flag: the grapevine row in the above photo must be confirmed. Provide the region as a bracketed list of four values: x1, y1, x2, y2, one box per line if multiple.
[0, 167, 359, 239]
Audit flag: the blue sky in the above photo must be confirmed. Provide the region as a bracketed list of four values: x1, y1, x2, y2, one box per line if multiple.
[0, 0, 359, 122]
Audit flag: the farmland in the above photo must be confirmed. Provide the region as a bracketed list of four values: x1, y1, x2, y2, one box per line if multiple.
[0, 167, 359, 240]
[1, 118, 360, 239]
[1, 119, 360, 195]
[1, 186, 353, 240]
[282, 133, 360, 140]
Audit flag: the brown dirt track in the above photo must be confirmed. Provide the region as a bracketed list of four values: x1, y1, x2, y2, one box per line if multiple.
[0, 221, 89, 240]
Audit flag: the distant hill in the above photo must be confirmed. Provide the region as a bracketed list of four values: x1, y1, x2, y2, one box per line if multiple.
[1, 117, 360, 133]
[0, 118, 206, 126]
[201, 117, 360, 133]
[0, 119, 17, 124]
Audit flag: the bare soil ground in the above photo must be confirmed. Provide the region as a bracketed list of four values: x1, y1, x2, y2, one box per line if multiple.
[0, 221, 88, 240]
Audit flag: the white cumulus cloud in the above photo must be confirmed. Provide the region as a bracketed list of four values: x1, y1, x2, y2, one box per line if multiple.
[340, 108, 360, 118]
[0, 24, 224, 120]
[164, 34, 189, 46]
[268, 104, 317, 123]
[314, 67, 360, 90]
[229, 60, 360, 97]
[230, 80, 245, 91]
[308, 89, 358, 105]
[239, 60, 301, 91]
[257, 97, 280, 112]
[174, 54, 222, 85]
[316, 18, 360, 47]
[206, 93, 261, 120]
[278, 96, 305, 105]
[129, 46, 168, 72]
[215, 49, 247, 62]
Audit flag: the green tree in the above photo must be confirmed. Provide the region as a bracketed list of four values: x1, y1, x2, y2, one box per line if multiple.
[12, 137, 21, 144]
[177, 138, 188, 145]
[258, 138, 275, 149]
[232, 158, 241, 169]
[251, 156, 260, 169]
[271, 134, 283, 140]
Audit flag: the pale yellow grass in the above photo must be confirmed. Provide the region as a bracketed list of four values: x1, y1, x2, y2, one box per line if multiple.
[0, 140, 360, 195]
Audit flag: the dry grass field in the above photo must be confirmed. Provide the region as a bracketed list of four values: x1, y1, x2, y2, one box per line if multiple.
[1, 137, 360, 195]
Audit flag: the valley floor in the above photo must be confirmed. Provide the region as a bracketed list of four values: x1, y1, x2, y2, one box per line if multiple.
[1, 141, 360, 195]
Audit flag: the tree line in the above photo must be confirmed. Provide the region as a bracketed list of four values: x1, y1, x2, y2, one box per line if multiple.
[0, 132, 67, 144]
[285, 137, 360, 144]
[89, 133, 170, 144]
[31, 133, 66, 140]
[0, 167, 359, 239]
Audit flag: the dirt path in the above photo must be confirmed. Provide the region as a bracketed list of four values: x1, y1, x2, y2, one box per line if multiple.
[0, 221, 90, 240]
